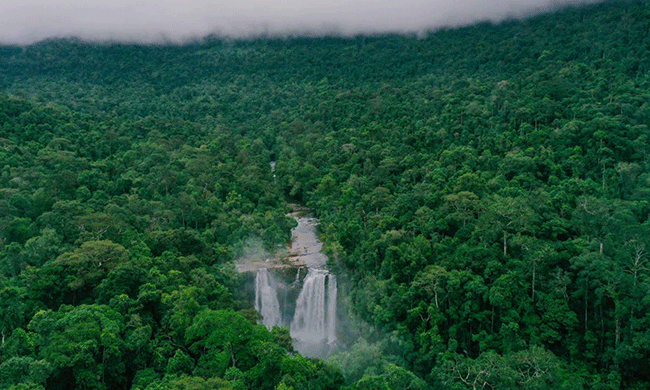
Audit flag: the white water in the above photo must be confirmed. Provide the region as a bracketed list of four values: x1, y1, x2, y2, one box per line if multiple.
[253, 208, 338, 356]
[290, 269, 337, 345]
[255, 268, 282, 329]
[327, 271, 338, 344]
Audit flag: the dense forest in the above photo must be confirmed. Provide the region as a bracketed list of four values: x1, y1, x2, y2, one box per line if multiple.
[1, 0, 650, 389]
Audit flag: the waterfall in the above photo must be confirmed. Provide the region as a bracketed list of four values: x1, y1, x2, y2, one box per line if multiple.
[327, 272, 337, 343]
[293, 266, 303, 286]
[249, 208, 339, 357]
[290, 269, 337, 345]
[255, 268, 282, 329]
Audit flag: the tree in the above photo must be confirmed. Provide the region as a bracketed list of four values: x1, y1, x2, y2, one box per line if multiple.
[27, 304, 126, 390]
[185, 309, 265, 374]
[478, 195, 535, 258]
[0, 357, 52, 389]
[49, 240, 129, 304]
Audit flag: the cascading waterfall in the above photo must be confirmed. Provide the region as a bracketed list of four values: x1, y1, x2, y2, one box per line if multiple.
[250, 208, 338, 356]
[255, 268, 282, 329]
[290, 269, 337, 345]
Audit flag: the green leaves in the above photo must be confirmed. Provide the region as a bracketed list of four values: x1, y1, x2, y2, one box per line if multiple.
[436, 346, 577, 390]
[0, 1, 649, 388]
[26, 304, 125, 389]
[0, 357, 52, 388]
[53, 240, 128, 291]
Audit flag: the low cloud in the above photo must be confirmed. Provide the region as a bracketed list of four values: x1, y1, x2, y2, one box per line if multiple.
[1, 0, 600, 45]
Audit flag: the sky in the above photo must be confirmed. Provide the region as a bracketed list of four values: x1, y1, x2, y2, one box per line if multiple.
[1, 0, 600, 45]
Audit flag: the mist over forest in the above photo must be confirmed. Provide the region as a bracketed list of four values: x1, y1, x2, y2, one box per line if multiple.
[1, 0, 603, 44]
[1, 0, 650, 389]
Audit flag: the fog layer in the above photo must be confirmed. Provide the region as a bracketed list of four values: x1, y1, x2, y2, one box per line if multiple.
[1, 0, 599, 44]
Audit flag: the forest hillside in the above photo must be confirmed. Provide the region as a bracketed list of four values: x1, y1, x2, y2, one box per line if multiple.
[1, 0, 650, 389]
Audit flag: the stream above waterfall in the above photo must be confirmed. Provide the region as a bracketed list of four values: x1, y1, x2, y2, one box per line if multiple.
[235, 205, 326, 273]
[237, 205, 338, 357]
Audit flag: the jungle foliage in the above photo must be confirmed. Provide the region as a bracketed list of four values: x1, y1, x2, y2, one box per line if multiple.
[1, 0, 650, 389]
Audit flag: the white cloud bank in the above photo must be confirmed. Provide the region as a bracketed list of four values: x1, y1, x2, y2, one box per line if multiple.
[0, 0, 601, 45]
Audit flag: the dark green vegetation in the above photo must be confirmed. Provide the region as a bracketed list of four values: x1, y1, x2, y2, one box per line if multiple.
[2, 0, 650, 389]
